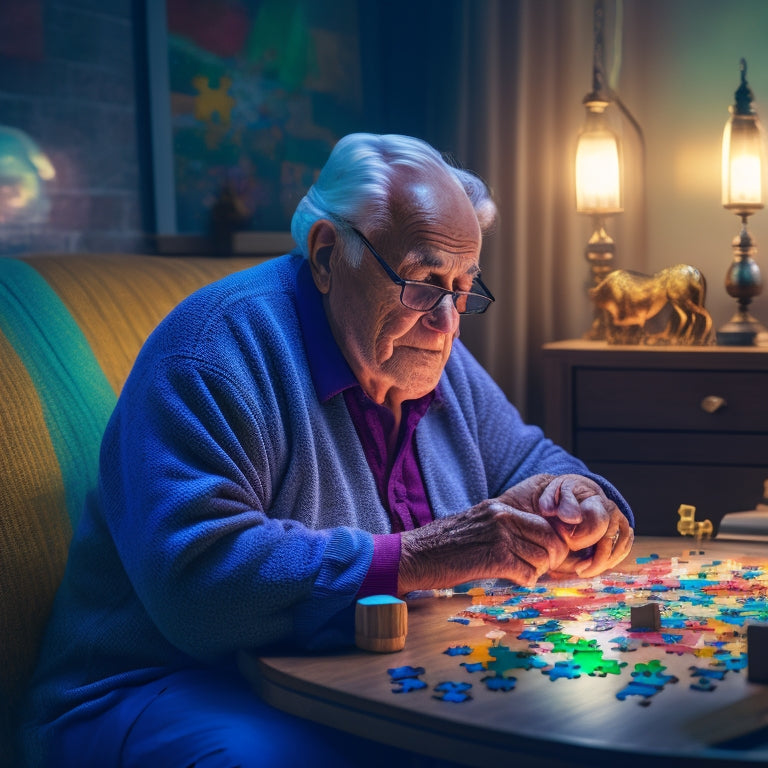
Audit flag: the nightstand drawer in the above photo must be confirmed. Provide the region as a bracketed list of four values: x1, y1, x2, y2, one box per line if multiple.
[576, 431, 766, 465]
[575, 368, 768, 432]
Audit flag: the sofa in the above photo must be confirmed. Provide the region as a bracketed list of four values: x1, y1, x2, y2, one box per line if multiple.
[0, 252, 266, 767]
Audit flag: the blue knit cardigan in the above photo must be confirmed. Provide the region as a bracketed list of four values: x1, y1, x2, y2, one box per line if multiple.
[23, 254, 631, 757]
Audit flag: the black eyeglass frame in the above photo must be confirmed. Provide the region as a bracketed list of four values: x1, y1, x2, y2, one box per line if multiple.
[348, 226, 495, 315]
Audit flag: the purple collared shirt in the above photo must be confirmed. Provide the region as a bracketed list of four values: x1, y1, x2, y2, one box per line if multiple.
[295, 260, 436, 597]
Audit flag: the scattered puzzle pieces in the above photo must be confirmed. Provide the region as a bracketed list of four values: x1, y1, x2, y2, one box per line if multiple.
[387, 665, 427, 693]
[394, 549, 768, 710]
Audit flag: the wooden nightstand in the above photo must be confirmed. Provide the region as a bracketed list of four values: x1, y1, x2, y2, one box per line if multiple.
[541, 340, 768, 535]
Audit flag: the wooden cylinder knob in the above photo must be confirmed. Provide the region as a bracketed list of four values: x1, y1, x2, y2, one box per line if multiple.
[355, 595, 407, 653]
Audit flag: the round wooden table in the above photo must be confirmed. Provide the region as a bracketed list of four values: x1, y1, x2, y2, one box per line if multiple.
[240, 537, 768, 767]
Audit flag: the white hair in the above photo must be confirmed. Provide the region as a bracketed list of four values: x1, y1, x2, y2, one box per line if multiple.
[290, 133, 497, 265]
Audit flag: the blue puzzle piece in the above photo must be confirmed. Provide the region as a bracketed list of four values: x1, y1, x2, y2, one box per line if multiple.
[690, 677, 717, 692]
[433, 681, 472, 702]
[392, 677, 428, 693]
[482, 675, 517, 691]
[712, 652, 747, 671]
[634, 670, 678, 687]
[387, 665, 425, 681]
[443, 645, 473, 656]
[510, 608, 540, 619]
[616, 681, 661, 701]
[689, 666, 726, 680]
[609, 636, 639, 652]
[543, 660, 581, 680]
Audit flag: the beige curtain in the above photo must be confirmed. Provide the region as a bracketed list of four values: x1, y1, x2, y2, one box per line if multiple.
[454, 0, 647, 427]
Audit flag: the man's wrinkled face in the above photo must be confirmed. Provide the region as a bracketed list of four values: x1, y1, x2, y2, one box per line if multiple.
[323, 175, 483, 408]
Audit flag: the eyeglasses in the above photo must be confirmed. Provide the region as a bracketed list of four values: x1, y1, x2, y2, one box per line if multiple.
[349, 227, 495, 315]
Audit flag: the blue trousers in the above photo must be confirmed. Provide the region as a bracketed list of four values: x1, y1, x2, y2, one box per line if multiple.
[49, 666, 448, 768]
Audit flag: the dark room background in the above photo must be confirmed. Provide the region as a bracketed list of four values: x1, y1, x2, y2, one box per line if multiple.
[0, 0, 469, 256]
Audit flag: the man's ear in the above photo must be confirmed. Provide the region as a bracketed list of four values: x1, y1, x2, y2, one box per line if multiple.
[307, 220, 338, 294]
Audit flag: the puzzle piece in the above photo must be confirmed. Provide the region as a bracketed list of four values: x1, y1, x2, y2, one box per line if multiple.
[486, 645, 547, 675]
[572, 648, 627, 676]
[546, 633, 597, 654]
[616, 680, 662, 702]
[388, 665, 427, 693]
[543, 660, 582, 680]
[690, 677, 717, 692]
[630, 659, 679, 688]
[387, 665, 425, 680]
[688, 666, 726, 680]
[433, 681, 472, 702]
[192, 75, 235, 124]
[518, 628, 550, 642]
[391, 677, 428, 693]
[443, 645, 473, 656]
[609, 636, 640, 652]
[712, 651, 747, 671]
[482, 675, 517, 691]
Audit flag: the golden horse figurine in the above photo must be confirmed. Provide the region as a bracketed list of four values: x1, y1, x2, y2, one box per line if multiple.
[588, 264, 715, 345]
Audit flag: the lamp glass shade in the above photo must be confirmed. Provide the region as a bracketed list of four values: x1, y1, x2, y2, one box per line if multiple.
[722, 110, 765, 212]
[575, 103, 623, 214]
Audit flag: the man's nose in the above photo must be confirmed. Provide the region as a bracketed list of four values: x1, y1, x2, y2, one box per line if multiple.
[421, 294, 460, 334]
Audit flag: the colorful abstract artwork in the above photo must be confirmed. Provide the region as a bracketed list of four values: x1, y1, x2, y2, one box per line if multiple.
[152, 0, 365, 234]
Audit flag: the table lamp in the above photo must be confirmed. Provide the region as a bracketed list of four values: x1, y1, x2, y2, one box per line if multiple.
[717, 59, 768, 346]
[575, 0, 623, 292]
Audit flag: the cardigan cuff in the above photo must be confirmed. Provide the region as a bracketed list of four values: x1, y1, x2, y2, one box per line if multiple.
[357, 533, 401, 598]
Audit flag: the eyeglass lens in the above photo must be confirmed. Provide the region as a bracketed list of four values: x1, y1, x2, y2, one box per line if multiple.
[401, 283, 490, 314]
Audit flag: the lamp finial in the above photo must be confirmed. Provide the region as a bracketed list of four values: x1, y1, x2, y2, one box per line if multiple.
[734, 58, 754, 116]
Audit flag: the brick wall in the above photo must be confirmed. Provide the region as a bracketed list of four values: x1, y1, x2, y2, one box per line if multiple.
[0, 0, 151, 255]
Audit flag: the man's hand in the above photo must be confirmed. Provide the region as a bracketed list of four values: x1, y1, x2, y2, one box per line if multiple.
[498, 474, 633, 577]
[398, 499, 571, 595]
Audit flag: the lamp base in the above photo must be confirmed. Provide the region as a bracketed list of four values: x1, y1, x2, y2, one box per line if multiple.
[716, 309, 768, 346]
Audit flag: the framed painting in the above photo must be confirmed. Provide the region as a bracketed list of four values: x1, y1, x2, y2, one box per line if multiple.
[145, 0, 366, 254]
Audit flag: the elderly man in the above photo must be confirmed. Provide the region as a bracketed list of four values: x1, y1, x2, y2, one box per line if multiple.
[22, 133, 633, 768]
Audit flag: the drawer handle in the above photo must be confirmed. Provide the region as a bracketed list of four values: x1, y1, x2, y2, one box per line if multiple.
[701, 395, 727, 414]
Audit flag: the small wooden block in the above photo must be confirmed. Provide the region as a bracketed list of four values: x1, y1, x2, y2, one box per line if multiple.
[355, 595, 407, 653]
[630, 602, 661, 631]
[747, 624, 768, 683]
